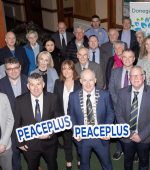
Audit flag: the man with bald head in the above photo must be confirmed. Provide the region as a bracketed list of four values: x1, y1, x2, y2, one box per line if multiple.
[69, 68, 114, 170]
[75, 47, 104, 89]
[0, 31, 29, 75]
[51, 21, 74, 56]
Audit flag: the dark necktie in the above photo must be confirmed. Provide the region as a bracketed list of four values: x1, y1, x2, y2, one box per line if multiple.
[124, 71, 129, 87]
[130, 91, 139, 132]
[92, 51, 95, 62]
[35, 99, 41, 122]
[86, 94, 94, 125]
[61, 34, 66, 49]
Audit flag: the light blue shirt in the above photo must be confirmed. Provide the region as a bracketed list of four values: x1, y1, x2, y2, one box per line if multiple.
[121, 30, 131, 48]
[85, 27, 109, 46]
[89, 48, 100, 64]
[10, 77, 21, 97]
[121, 67, 130, 88]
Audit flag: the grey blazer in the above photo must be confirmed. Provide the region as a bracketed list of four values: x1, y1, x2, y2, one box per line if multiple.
[109, 67, 123, 110]
[75, 61, 104, 89]
[116, 85, 150, 143]
[31, 68, 59, 93]
[0, 93, 14, 150]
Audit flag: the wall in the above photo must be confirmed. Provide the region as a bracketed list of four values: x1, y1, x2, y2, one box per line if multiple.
[3, 0, 26, 22]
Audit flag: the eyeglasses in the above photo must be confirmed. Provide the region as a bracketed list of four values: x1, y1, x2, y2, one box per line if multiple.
[130, 74, 144, 78]
[6, 66, 20, 71]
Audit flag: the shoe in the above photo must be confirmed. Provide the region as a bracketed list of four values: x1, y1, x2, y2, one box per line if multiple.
[112, 151, 123, 160]
[133, 153, 139, 163]
[66, 166, 72, 170]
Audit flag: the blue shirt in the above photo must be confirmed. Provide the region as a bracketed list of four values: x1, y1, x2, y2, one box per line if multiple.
[85, 27, 109, 46]
[89, 48, 100, 64]
[121, 30, 131, 48]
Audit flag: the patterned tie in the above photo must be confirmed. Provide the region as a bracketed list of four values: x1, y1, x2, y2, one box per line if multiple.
[35, 99, 41, 122]
[61, 34, 66, 49]
[86, 94, 94, 125]
[124, 71, 129, 87]
[130, 91, 139, 131]
[92, 51, 95, 62]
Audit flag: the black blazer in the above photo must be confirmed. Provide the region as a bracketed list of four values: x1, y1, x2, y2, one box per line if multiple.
[119, 30, 137, 49]
[54, 79, 81, 116]
[14, 92, 59, 148]
[0, 74, 28, 113]
[0, 46, 29, 75]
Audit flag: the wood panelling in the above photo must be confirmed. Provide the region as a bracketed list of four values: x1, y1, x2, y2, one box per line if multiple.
[0, 1, 6, 47]
[74, 0, 95, 18]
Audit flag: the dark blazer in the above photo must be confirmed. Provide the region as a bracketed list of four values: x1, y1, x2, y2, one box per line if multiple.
[54, 79, 81, 116]
[116, 85, 150, 143]
[0, 46, 29, 75]
[14, 92, 59, 148]
[119, 30, 137, 49]
[105, 56, 114, 89]
[66, 36, 89, 63]
[75, 61, 104, 89]
[108, 67, 123, 110]
[0, 74, 28, 113]
[51, 31, 74, 53]
[131, 43, 140, 65]
[69, 88, 114, 126]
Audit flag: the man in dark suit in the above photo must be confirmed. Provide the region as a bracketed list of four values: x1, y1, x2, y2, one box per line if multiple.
[88, 35, 107, 83]
[75, 47, 104, 89]
[14, 73, 59, 170]
[0, 31, 29, 75]
[109, 49, 135, 160]
[68, 69, 114, 170]
[118, 17, 137, 49]
[0, 57, 28, 170]
[51, 21, 74, 57]
[116, 66, 150, 170]
[66, 26, 89, 63]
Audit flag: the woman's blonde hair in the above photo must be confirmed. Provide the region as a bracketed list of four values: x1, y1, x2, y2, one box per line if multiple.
[139, 35, 150, 59]
[36, 51, 54, 68]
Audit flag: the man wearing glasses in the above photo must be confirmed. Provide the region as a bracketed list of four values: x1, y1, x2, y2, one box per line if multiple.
[0, 57, 28, 170]
[116, 66, 150, 170]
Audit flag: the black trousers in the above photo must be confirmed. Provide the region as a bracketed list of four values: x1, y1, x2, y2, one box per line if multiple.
[123, 141, 150, 170]
[25, 139, 58, 170]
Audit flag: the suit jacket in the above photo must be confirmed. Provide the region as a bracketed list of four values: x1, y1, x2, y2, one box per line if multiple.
[0, 93, 14, 150]
[116, 85, 150, 143]
[66, 36, 89, 63]
[68, 88, 114, 126]
[109, 67, 123, 110]
[54, 79, 81, 116]
[0, 74, 28, 113]
[119, 30, 137, 49]
[31, 68, 59, 93]
[75, 61, 104, 89]
[14, 92, 59, 148]
[0, 46, 29, 75]
[51, 31, 74, 52]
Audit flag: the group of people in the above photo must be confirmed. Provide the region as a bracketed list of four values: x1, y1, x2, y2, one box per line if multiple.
[0, 14, 150, 170]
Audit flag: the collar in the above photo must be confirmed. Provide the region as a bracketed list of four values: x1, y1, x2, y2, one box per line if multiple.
[31, 92, 43, 101]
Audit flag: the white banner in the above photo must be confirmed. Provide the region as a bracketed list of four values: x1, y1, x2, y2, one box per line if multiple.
[130, 2, 150, 36]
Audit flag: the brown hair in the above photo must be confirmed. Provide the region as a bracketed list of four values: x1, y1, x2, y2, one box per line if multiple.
[139, 35, 150, 58]
[60, 60, 78, 81]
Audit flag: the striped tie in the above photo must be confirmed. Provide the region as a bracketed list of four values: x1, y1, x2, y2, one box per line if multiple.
[130, 91, 139, 132]
[86, 94, 94, 125]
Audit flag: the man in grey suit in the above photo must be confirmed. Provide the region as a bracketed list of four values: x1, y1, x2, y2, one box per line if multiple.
[109, 49, 135, 160]
[0, 93, 14, 170]
[101, 28, 119, 69]
[116, 66, 150, 170]
[75, 47, 104, 89]
[51, 21, 74, 56]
